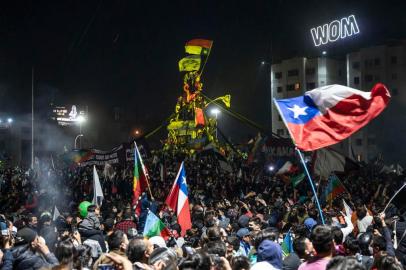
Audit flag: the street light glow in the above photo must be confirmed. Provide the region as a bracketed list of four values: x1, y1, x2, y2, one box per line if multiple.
[210, 108, 220, 116]
[77, 115, 86, 123]
[7, 118, 13, 123]
[268, 165, 275, 171]
[322, 51, 327, 55]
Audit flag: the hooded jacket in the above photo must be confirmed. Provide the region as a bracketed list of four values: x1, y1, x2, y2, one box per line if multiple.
[11, 244, 58, 270]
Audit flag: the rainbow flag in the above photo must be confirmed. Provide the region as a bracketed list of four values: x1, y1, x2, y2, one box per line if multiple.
[143, 211, 171, 240]
[323, 174, 346, 204]
[133, 143, 149, 213]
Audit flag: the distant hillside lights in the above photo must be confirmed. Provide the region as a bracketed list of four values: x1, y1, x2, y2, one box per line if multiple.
[311, 15, 360, 46]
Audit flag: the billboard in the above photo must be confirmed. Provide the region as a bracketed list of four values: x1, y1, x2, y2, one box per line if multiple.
[51, 105, 87, 126]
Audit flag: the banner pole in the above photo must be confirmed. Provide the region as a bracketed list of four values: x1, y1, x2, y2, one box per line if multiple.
[296, 148, 325, 225]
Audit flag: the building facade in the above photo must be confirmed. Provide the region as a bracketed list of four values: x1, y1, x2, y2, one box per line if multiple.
[270, 40, 406, 162]
[271, 56, 345, 136]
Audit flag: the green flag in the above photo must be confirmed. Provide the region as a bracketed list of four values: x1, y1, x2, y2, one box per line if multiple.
[291, 173, 305, 188]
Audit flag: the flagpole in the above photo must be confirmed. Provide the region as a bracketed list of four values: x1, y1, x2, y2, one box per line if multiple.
[134, 142, 154, 199]
[382, 182, 406, 213]
[296, 148, 325, 224]
[272, 97, 325, 224]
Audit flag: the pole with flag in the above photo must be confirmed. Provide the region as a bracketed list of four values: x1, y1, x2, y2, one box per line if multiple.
[273, 83, 390, 225]
[281, 229, 294, 257]
[165, 162, 192, 236]
[133, 143, 153, 212]
[92, 165, 104, 207]
[53, 206, 60, 222]
[143, 210, 171, 240]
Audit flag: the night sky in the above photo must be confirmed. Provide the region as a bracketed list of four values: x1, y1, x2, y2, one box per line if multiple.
[0, 0, 405, 143]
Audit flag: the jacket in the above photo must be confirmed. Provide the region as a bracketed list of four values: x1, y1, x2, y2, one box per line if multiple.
[79, 212, 101, 231]
[11, 244, 58, 270]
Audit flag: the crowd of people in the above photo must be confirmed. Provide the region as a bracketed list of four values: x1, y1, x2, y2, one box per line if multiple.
[0, 146, 405, 270]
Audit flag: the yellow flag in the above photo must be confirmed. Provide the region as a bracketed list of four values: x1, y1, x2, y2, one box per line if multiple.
[217, 95, 231, 108]
[178, 55, 201, 72]
[185, 45, 202, 55]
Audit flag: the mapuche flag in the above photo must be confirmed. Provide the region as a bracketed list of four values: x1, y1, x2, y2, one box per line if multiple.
[165, 162, 192, 236]
[323, 174, 346, 204]
[274, 83, 390, 151]
[133, 143, 149, 213]
[185, 39, 213, 55]
[143, 211, 171, 240]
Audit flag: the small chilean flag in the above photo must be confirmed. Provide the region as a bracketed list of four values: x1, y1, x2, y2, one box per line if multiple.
[274, 83, 390, 151]
[165, 162, 192, 236]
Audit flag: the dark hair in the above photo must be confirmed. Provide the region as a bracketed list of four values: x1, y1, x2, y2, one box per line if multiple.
[226, 236, 240, 252]
[344, 237, 359, 255]
[171, 223, 182, 236]
[103, 218, 115, 231]
[178, 251, 212, 270]
[253, 227, 279, 249]
[107, 230, 125, 251]
[204, 214, 216, 228]
[326, 256, 365, 270]
[357, 207, 367, 220]
[26, 213, 36, 223]
[371, 235, 386, 252]
[87, 205, 97, 213]
[331, 226, 344, 244]
[203, 240, 226, 257]
[293, 237, 308, 258]
[123, 208, 132, 220]
[308, 209, 318, 220]
[127, 236, 147, 263]
[310, 225, 333, 254]
[206, 227, 221, 242]
[231, 256, 250, 270]
[373, 252, 403, 270]
[74, 244, 92, 270]
[55, 238, 74, 265]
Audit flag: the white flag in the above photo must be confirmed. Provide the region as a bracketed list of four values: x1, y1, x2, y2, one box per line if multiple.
[276, 161, 292, 175]
[342, 199, 353, 217]
[92, 165, 104, 206]
[53, 206, 61, 221]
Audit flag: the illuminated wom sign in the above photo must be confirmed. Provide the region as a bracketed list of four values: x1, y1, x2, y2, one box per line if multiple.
[311, 15, 360, 46]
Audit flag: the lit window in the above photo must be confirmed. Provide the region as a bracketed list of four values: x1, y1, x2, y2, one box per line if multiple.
[294, 83, 300, 91]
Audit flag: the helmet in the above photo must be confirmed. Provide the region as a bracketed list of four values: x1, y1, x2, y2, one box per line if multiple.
[358, 232, 372, 255]
[78, 201, 91, 218]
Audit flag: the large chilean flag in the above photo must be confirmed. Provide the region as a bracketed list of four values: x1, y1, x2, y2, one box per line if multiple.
[165, 162, 192, 236]
[274, 83, 390, 151]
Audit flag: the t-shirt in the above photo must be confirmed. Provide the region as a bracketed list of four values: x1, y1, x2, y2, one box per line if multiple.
[298, 257, 330, 270]
[251, 261, 279, 270]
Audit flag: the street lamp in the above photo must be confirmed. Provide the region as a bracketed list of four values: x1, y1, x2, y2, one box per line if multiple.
[7, 118, 13, 124]
[210, 108, 220, 140]
[74, 134, 84, 149]
[76, 115, 86, 148]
